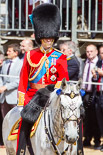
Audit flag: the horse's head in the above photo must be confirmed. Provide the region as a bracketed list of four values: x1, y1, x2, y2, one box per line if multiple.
[56, 78, 83, 144]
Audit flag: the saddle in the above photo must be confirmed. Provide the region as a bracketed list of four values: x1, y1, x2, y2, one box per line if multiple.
[8, 111, 43, 141]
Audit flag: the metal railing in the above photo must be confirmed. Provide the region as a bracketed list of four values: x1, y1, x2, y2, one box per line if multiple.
[0, 0, 103, 43]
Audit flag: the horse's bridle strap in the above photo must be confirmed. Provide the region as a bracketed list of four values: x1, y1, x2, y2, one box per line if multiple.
[56, 138, 62, 146]
[44, 111, 69, 155]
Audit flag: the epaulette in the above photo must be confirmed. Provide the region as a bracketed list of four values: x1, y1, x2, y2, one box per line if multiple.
[53, 48, 64, 55]
[27, 49, 40, 67]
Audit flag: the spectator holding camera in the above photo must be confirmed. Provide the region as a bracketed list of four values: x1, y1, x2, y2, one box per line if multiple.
[92, 45, 103, 151]
[82, 44, 101, 148]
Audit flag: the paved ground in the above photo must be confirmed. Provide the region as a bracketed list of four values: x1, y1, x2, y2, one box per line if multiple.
[0, 147, 103, 155]
[84, 147, 103, 155]
[0, 138, 103, 155]
[0, 148, 6, 155]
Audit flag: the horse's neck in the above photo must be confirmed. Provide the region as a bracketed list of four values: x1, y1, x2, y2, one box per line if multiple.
[46, 106, 63, 139]
[44, 109, 69, 153]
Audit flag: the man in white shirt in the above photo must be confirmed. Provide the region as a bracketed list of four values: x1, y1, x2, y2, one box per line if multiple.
[82, 44, 101, 148]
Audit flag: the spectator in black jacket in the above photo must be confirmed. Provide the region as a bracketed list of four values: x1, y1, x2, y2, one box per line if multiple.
[59, 41, 80, 81]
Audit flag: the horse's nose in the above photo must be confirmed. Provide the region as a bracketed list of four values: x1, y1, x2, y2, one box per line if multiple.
[66, 135, 76, 144]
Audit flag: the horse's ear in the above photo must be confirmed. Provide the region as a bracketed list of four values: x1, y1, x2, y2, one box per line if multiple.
[61, 78, 67, 90]
[76, 78, 82, 90]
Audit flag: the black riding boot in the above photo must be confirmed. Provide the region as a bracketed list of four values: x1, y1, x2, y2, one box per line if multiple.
[16, 120, 34, 155]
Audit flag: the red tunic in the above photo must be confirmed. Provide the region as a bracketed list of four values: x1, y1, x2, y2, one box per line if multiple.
[18, 47, 69, 106]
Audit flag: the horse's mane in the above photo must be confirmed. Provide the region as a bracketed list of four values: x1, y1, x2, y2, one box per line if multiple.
[46, 89, 63, 137]
[48, 89, 60, 109]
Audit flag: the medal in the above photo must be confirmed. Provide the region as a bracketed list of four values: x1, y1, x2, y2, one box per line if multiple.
[50, 75, 56, 81]
[50, 66, 57, 74]
[51, 58, 56, 66]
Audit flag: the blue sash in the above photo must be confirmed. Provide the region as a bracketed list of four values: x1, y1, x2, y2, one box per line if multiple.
[30, 51, 62, 83]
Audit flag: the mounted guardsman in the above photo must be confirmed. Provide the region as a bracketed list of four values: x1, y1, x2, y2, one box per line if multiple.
[16, 3, 69, 155]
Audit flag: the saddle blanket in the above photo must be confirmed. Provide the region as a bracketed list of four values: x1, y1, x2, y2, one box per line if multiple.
[8, 111, 43, 141]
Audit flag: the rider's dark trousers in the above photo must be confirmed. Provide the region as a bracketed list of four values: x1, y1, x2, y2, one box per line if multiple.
[16, 119, 34, 155]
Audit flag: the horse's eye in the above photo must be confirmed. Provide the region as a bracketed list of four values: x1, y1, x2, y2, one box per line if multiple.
[61, 105, 64, 110]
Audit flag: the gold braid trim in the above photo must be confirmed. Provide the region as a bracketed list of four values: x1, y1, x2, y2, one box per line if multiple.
[29, 56, 47, 81]
[30, 110, 44, 137]
[17, 91, 25, 106]
[27, 51, 47, 68]
[8, 118, 21, 141]
[29, 67, 36, 78]
[27, 51, 48, 81]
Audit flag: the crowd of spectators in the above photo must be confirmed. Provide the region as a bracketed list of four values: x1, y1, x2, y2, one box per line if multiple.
[0, 0, 103, 153]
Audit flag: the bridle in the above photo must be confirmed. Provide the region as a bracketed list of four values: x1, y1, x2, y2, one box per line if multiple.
[60, 91, 81, 124]
[44, 90, 81, 155]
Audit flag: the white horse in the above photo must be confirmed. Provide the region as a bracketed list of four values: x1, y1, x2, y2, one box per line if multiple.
[3, 79, 83, 155]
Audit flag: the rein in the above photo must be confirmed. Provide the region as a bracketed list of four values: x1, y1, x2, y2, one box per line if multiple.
[43, 93, 70, 155]
[44, 110, 69, 155]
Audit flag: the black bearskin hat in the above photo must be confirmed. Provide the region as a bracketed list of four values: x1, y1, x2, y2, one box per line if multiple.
[32, 3, 61, 44]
